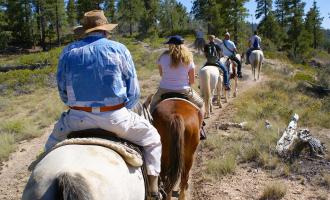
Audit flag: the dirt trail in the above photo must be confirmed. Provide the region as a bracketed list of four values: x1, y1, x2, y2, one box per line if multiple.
[0, 126, 52, 200]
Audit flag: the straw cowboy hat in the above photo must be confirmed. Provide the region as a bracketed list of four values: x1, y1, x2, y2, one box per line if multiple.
[80, 10, 117, 35]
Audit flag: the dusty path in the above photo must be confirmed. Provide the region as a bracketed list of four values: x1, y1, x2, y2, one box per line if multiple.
[0, 126, 52, 200]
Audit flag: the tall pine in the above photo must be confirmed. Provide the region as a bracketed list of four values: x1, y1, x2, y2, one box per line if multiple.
[67, 0, 77, 27]
[104, 0, 116, 22]
[117, 0, 145, 36]
[286, 0, 307, 58]
[140, 0, 160, 34]
[305, 0, 323, 49]
[159, 0, 189, 33]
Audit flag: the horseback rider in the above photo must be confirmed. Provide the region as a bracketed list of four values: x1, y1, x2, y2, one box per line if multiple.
[149, 35, 207, 140]
[220, 32, 243, 78]
[195, 28, 205, 54]
[245, 30, 262, 65]
[44, 10, 162, 200]
[204, 35, 230, 90]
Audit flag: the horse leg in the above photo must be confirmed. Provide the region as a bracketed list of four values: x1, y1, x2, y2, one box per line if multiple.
[257, 59, 261, 80]
[179, 152, 194, 200]
[233, 76, 238, 97]
[217, 78, 222, 108]
[253, 65, 256, 81]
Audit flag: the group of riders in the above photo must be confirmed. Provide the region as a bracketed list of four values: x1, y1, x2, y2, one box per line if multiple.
[42, 10, 262, 200]
[195, 28, 262, 90]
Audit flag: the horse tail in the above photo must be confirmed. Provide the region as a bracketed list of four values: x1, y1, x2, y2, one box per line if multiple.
[201, 69, 211, 104]
[165, 114, 185, 191]
[55, 172, 92, 200]
[253, 52, 259, 69]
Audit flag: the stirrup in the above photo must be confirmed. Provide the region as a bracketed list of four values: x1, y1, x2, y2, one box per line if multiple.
[200, 121, 207, 140]
[148, 192, 162, 200]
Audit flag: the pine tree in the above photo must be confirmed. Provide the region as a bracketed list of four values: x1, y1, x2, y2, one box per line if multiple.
[104, 0, 116, 22]
[159, 0, 189, 33]
[274, 0, 289, 28]
[0, 1, 11, 49]
[221, 0, 248, 44]
[257, 11, 282, 46]
[67, 0, 77, 27]
[255, 0, 272, 19]
[77, 0, 102, 20]
[305, 0, 324, 49]
[192, 0, 223, 34]
[140, 0, 160, 34]
[286, 0, 307, 58]
[117, 0, 145, 36]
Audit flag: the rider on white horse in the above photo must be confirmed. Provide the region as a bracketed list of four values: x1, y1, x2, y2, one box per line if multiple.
[203, 35, 230, 90]
[245, 30, 262, 65]
[220, 32, 243, 78]
[44, 10, 162, 200]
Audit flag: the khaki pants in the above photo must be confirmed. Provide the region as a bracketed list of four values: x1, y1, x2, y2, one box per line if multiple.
[45, 107, 162, 176]
[150, 87, 204, 113]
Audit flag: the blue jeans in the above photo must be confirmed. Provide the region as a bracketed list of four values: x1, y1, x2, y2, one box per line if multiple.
[204, 61, 230, 87]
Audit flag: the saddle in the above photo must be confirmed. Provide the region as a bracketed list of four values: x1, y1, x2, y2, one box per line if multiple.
[64, 129, 144, 167]
[161, 92, 188, 100]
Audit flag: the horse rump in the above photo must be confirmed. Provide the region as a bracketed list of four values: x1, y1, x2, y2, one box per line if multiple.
[55, 172, 92, 200]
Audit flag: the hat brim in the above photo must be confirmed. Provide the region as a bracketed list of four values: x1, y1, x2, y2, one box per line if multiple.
[83, 23, 118, 34]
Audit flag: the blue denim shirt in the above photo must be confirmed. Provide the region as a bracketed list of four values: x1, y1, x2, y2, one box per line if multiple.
[57, 33, 140, 109]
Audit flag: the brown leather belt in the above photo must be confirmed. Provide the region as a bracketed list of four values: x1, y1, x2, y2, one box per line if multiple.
[69, 103, 125, 112]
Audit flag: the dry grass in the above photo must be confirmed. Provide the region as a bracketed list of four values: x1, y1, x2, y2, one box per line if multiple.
[206, 154, 237, 178]
[259, 182, 287, 200]
[0, 133, 16, 161]
[0, 88, 65, 162]
[324, 173, 330, 189]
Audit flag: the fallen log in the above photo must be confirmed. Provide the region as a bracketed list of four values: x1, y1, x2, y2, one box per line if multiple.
[215, 121, 247, 130]
[0, 63, 50, 73]
[276, 113, 327, 160]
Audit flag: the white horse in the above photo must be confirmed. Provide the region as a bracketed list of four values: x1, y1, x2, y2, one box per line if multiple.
[249, 50, 264, 81]
[219, 54, 241, 97]
[22, 141, 145, 200]
[199, 65, 228, 118]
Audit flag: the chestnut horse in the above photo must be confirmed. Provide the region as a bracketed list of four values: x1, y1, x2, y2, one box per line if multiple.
[152, 98, 202, 200]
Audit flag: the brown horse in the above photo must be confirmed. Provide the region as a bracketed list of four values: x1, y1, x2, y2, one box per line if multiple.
[152, 98, 202, 200]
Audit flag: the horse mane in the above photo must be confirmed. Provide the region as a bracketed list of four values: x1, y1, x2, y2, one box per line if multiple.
[55, 172, 93, 200]
[163, 114, 185, 192]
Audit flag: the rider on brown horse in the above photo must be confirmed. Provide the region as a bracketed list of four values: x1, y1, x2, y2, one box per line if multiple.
[149, 35, 207, 140]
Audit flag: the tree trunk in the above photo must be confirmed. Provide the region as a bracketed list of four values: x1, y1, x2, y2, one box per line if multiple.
[56, 2, 61, 46]
[39, 4, 46, 51]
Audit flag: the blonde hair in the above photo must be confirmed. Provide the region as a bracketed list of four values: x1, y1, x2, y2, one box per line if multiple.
[166, 44, 193, 68]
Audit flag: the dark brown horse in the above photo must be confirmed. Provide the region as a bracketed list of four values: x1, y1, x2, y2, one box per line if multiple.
[152, 98, 202, 200]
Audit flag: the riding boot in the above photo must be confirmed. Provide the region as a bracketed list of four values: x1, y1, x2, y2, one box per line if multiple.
[200, 121, 207, 140]
[147, 175, 162, 200]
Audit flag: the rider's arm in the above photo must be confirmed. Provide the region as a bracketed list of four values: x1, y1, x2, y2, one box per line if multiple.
[56, 52, 68, 103]
[158, 64, 163, 76]
[188, 68, 195, 85]
[122, 47, 140, 109]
